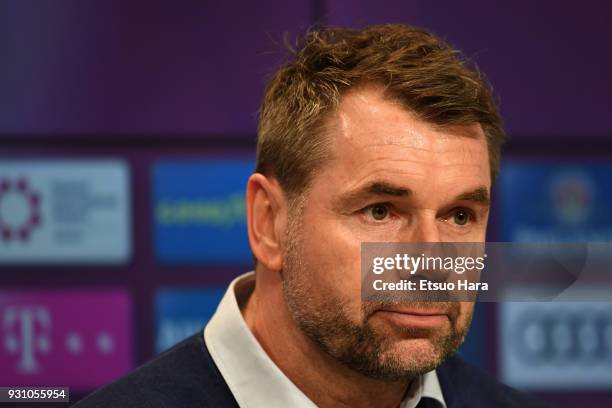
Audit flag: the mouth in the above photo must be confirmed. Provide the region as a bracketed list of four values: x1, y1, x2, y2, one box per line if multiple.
[374, 308, 450, 329]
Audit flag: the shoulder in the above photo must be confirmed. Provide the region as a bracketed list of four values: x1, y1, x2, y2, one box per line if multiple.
[73, 332, 238, 408]
[436, 355, 552, 408]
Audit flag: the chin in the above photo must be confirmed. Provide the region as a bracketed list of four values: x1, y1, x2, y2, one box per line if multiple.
[397, 336, 441, 356]
[385, 339, 446, 372]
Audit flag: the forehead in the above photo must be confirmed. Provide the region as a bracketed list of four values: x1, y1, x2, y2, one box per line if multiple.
[321, 86, 490, 193]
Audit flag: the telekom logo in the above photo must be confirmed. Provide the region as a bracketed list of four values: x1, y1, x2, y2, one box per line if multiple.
[2, 305, 118, 375]
[0, 292, 130, 389]
[3, 306, 51, 373]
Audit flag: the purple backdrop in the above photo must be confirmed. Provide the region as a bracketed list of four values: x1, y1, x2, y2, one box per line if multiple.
[1, 1, 611, 406]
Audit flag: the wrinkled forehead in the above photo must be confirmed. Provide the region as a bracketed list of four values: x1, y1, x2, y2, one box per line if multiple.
[316, 86, 491, 196]
[328, 86, 486, 155]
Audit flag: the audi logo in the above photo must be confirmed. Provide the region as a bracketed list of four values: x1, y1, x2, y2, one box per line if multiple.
[512, 308, 612, 364]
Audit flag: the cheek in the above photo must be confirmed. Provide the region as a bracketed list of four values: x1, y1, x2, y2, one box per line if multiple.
[456, 302, 475, 330]
[299, 207, 363, 303]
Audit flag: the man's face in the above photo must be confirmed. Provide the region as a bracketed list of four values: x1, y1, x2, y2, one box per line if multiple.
[282, 86, 491, 381]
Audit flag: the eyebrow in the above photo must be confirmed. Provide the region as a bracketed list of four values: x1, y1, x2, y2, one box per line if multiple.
[334, 181, 413, 211]
[455, 187, 490, 206]
[365, 181, 413, 197]
[334, 182, 490, 212]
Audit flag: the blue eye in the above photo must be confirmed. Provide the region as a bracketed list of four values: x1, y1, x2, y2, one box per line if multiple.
[368, 204, 389, 221]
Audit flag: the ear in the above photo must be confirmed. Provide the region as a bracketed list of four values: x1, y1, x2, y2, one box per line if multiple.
[246, 173, 286, 272]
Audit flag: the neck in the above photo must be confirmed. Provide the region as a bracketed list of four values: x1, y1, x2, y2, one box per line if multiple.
[242, 270, 411, 408]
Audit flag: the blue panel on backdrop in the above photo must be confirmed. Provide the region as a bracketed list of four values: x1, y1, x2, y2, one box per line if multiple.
[155, 288, 225, 354]
[497, 160, 612, 390]
[498, 161, 612, 241]
[153, 159, 254, 264]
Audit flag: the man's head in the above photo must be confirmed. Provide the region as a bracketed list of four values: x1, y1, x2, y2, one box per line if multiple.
[247, 24, 502, 382]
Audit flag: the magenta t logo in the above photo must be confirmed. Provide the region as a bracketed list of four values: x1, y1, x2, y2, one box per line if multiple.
[0, 290, 132, 390]
[3, 306, 51, 373]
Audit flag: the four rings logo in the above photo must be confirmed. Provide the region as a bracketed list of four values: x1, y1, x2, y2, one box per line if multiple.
[512, 308, 612, 364]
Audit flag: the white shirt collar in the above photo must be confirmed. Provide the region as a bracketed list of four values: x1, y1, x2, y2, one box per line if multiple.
[204, 272, 446, 408]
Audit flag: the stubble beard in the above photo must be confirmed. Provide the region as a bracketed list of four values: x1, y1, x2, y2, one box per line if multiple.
[281, 210, 472, 382]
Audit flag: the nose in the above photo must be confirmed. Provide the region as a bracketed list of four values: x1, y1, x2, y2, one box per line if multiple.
[400, 214, 441, 243]
[397, 215, 451, 286]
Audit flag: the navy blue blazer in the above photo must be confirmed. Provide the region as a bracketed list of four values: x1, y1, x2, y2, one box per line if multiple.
[74, 331, 551, 407]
